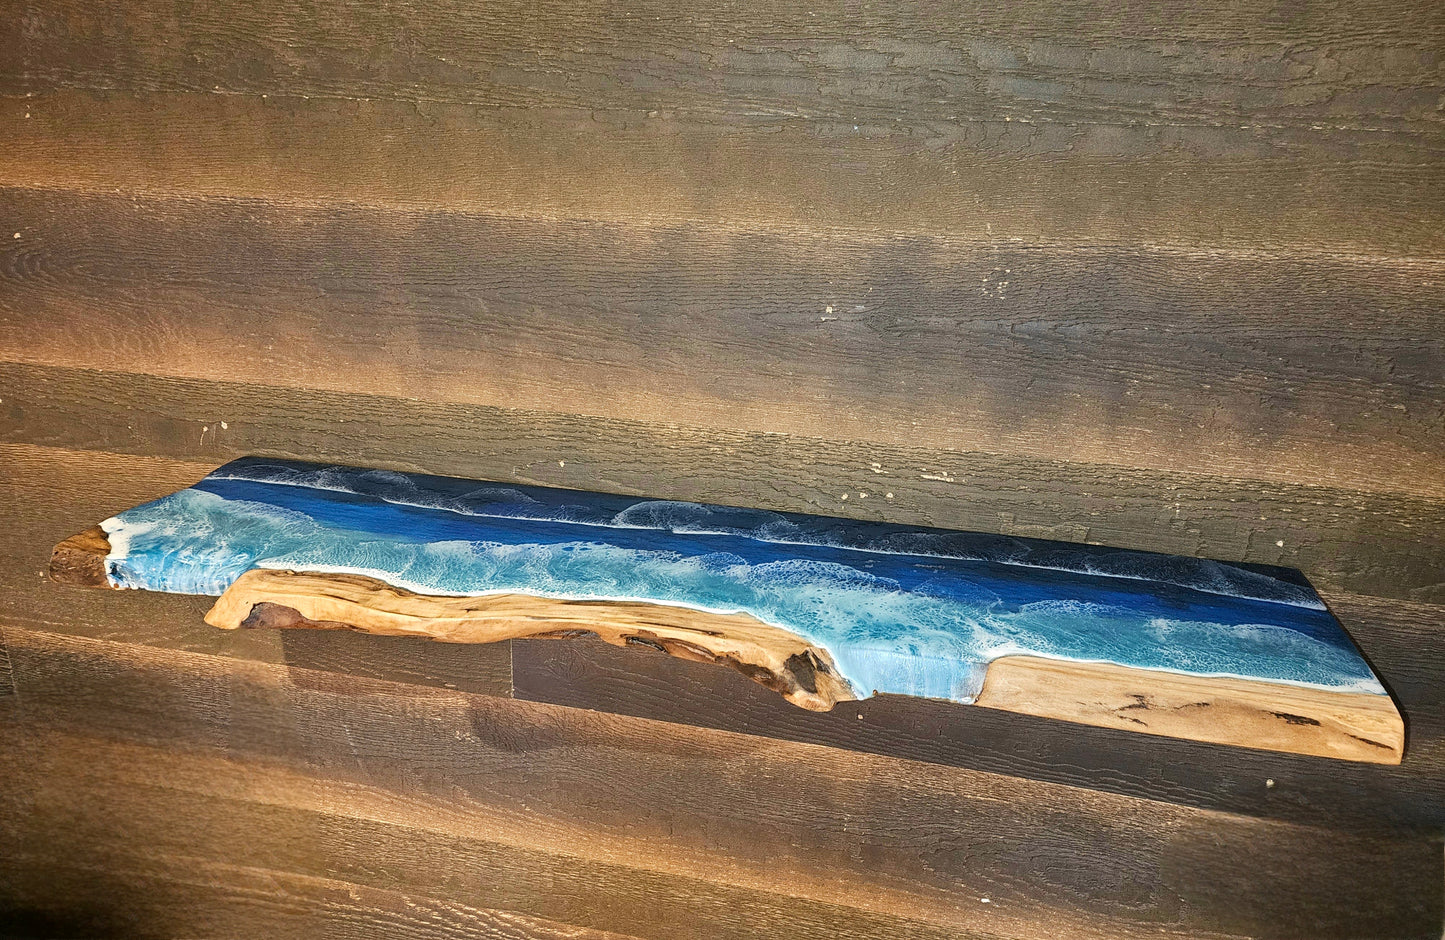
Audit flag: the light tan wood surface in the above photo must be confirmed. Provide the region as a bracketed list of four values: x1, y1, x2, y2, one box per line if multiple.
[195, 566, 1402, 762]
[976, 656, 1403, 764]
[206, 568, 854, 712]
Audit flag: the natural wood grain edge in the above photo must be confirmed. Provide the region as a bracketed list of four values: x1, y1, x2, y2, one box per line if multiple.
[205, 569, 855, 711]
[975, 656, 1404, 765]
[47, 526, 113, 588]
[209, 570, 1404, 761]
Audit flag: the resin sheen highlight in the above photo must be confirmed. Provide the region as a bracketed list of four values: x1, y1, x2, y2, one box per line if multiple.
[100, 458, 1386, 703]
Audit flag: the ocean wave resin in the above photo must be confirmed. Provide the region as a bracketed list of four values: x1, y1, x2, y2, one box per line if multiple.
[97, 457, 1386, 705]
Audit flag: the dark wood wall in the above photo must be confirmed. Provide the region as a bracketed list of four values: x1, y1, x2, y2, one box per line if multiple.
[2, 1, 1442, 936]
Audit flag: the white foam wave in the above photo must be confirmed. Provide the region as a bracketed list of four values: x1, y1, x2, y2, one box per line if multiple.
[103, 481, 1379, 699]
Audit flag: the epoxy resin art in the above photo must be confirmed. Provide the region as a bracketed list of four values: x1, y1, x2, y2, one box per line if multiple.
[50, 458, 1403, 762]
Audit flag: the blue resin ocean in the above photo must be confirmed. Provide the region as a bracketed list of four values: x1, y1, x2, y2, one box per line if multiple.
[99, 458, 1386, 703]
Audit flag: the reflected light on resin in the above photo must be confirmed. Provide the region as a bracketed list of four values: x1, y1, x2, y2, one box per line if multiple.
[99, 458, 1386, 704]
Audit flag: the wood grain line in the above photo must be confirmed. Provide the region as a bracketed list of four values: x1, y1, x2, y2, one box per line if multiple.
[0, 626, 13, 698]
[5, 0, 1441, 134]
[2, 186, 1442, 499]
[4, 626, 1440, 937]
[2, 92, 1440, 255]
[977, 656, 1402, 764]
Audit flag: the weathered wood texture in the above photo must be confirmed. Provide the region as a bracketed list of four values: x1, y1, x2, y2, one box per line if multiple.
[2, 188, 1441, 498]
[5, 89, 1438, 254]
[3, 0, 1443, 932]
[9, 0, 1441, 128]
[1, 0, 1442, 254]
[0, 843, 642, 940]
[2, 626, 1439, 939]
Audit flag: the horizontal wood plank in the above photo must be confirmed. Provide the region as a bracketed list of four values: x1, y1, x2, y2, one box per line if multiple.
[2, 186, 1442, 498]
[0, 731, 998, 940]
[3, 0, 1442, 254]
[276, 629, 513, 700]
[7, 0, 1441, 125]
[1, 89, 1440, 256]
[2, 626, 1439, 938]
[3, 370, 1442, 605]
[0, 843, 642, 940]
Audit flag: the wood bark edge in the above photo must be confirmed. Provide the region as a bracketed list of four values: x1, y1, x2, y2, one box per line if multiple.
[210, 569, 1404, 763]
[208, 568, 856, 711]
[48, 526, 113, 588]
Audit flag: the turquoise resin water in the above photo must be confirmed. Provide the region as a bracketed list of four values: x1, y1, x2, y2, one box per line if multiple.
[100, 458, 1386, 703]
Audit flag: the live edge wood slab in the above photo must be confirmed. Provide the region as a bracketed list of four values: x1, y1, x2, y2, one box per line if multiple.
[49, 458, 1404, 764]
